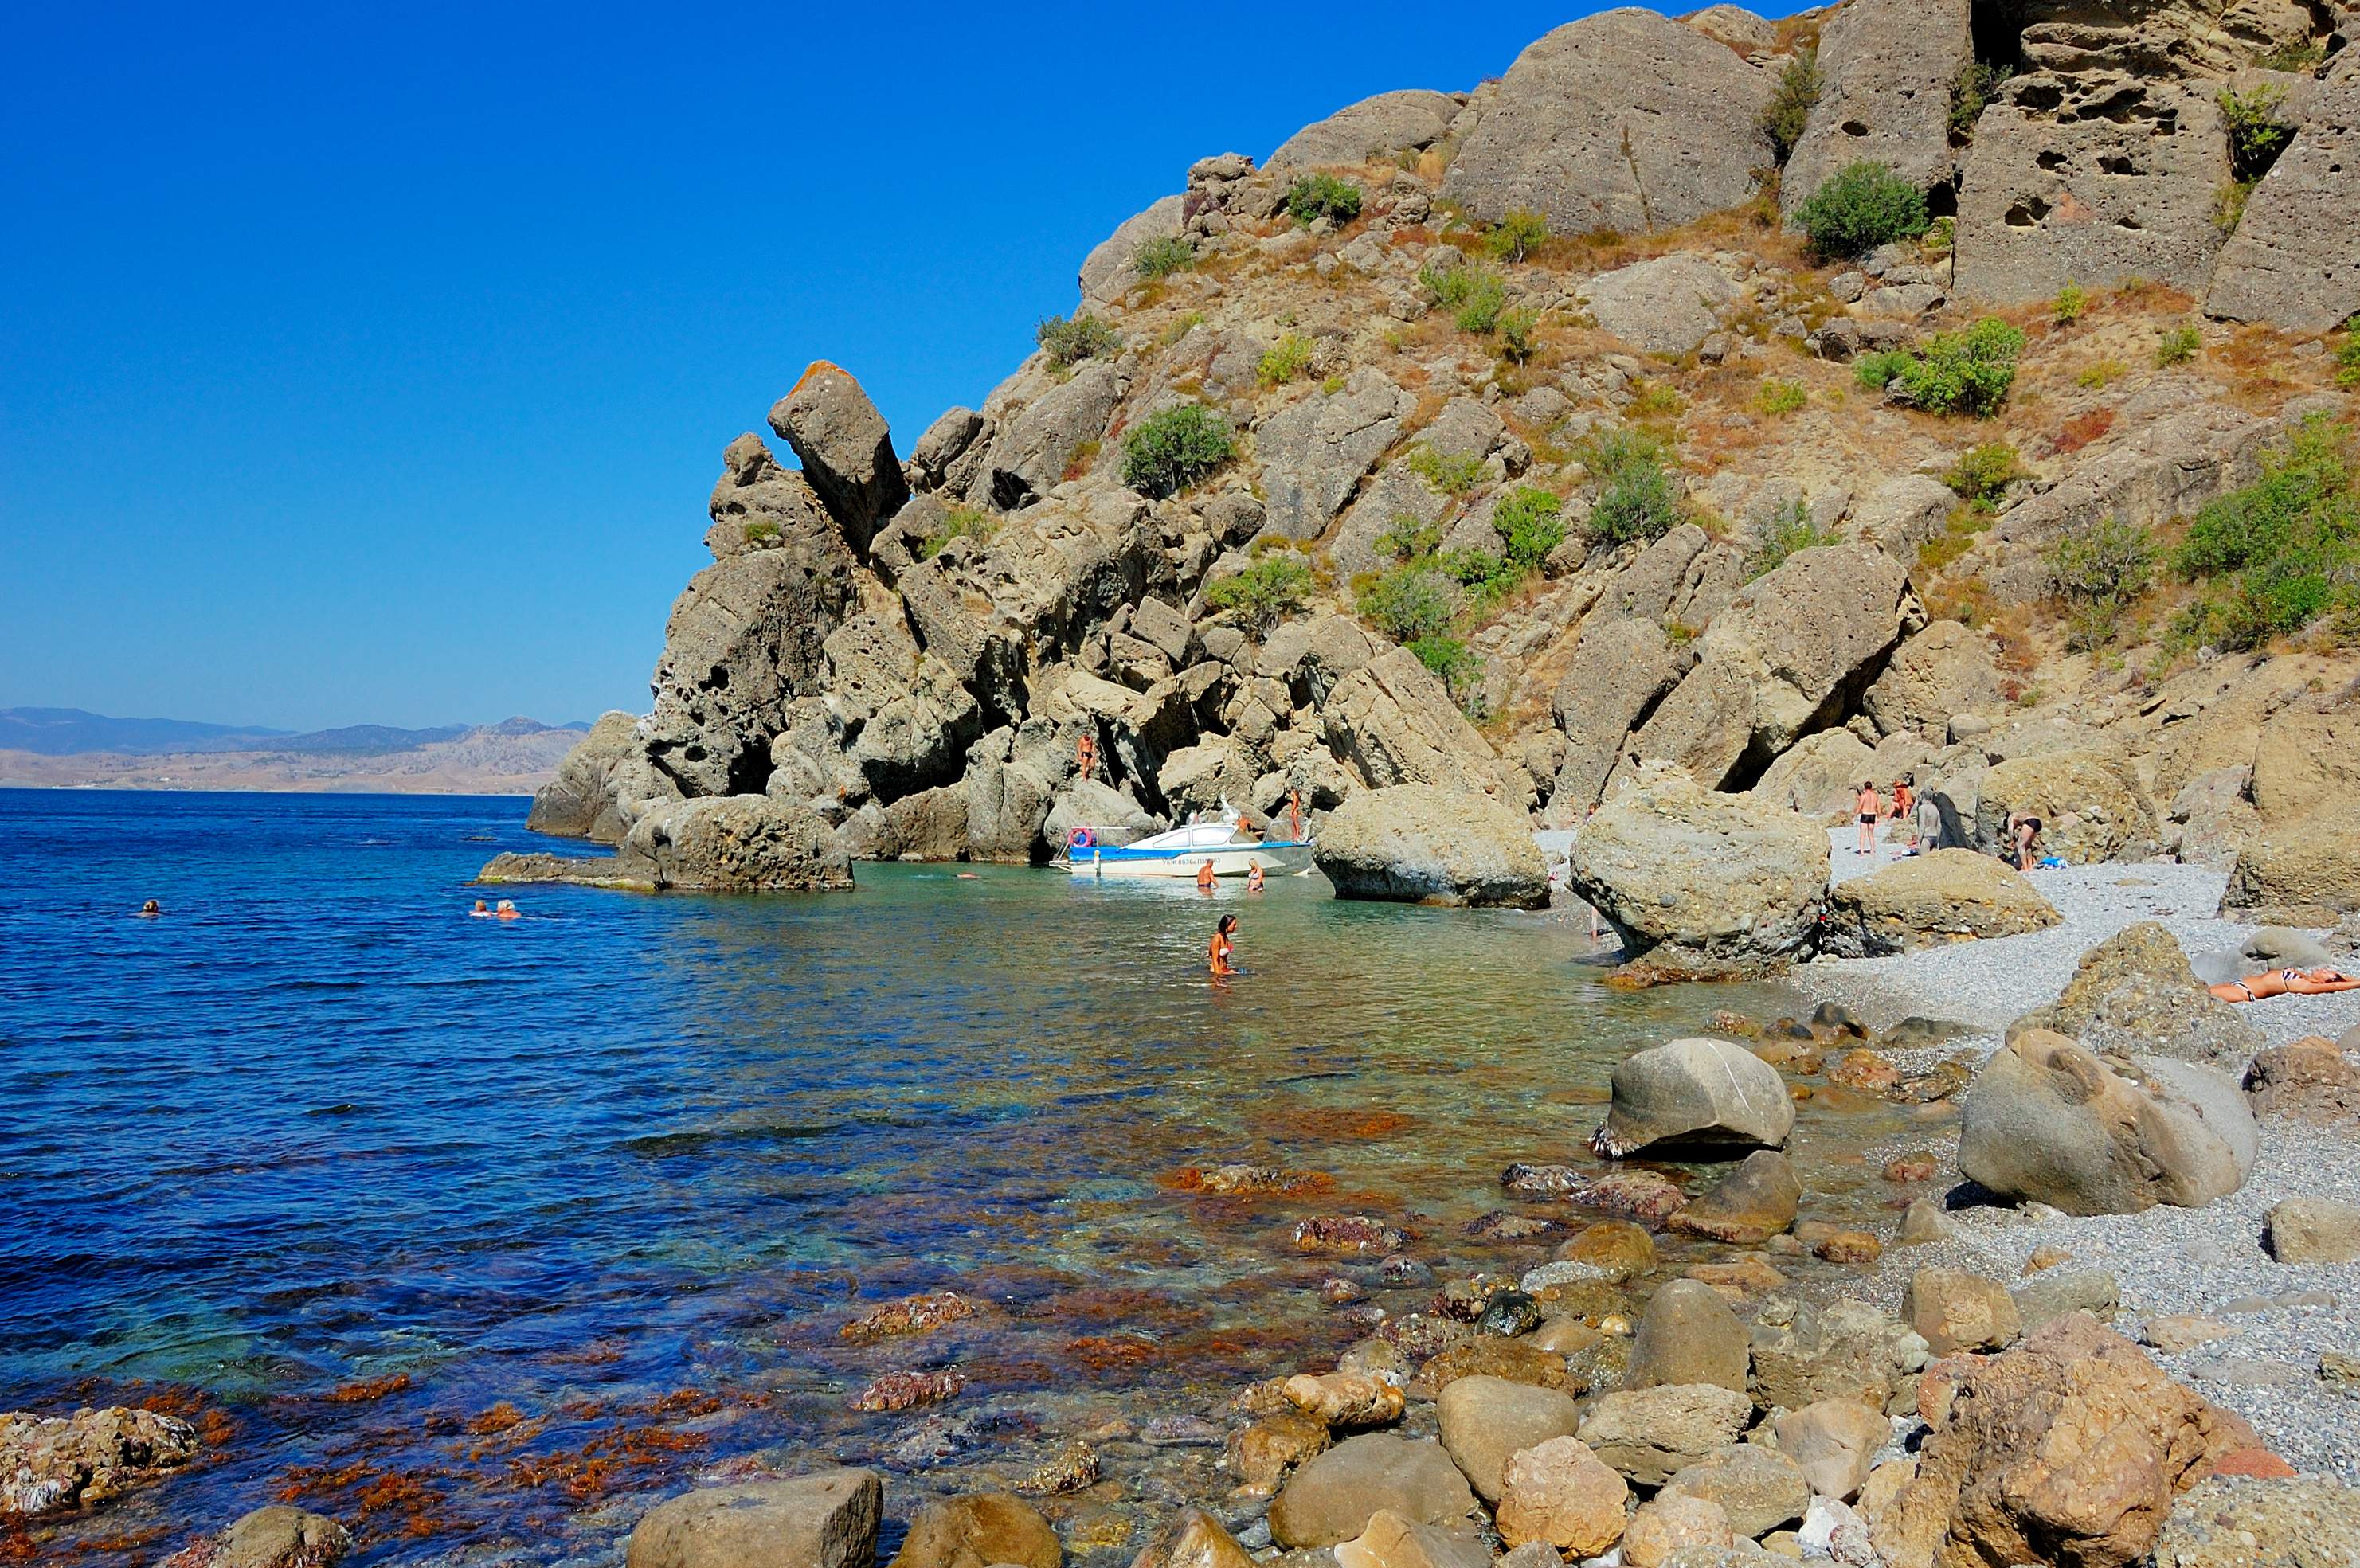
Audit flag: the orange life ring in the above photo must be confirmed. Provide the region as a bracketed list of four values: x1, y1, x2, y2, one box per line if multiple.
[1070, 826, 1095, 850]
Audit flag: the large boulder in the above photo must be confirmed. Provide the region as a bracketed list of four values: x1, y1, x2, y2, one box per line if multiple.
[1270, 90, 1462, 169]
[888, 1494, 1060, 1568]
[620, 796, 854, 892]
[626, 1470, 883, 1568]
[1267, 1434, 1479, 1549]
[1957, 1030, 2253, 1215]
[1623, 1279, 1751, 1392]
[1258, 370, 1413, 542]
[1575, 1385, 1755, 1488]
[1860, 621, 2002, 740]
[1955, 73, 2231, 302]
[528, 711, 646, 842]
[1874, 1316, 2249, 1568]
[974, 362, 1125, 512]
[1747, 729, 1880, 823]
[2223, 815, 2360, 917]
[1822, 850, 2062, 957]
[1435, 1376, 1583, 1504]
[704, 432, 839, 561]
[1322, 647, 1512, 800]
[1571, 764, 1830, 973]
[1592, 1037, 1795, 1158]
[2250, 706, 2360, 824]
[1971, 746, 2155, 864]
[0, 1405, 199, 1518]
[1849, 475, 1959, 566]
[1314, 784, 1549, 909]
[1782, 0, 1972, 219]
[645, 542, 859, 797]
[2205, 64, 2360, 333]
[768, 362, 907, 551]
[1551, 617, 1690, 815]
[1441, 10, 1773, 233]
[2011, 922, 2263, 1069]
[161, 1506, 353, 1568]
[1576, 254, 1740, 358]
[1078, 194, 1186, 306]
[1257, 614, 1379, 708]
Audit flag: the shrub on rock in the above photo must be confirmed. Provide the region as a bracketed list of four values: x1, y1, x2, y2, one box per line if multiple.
[1122, 405, 1236, 499]
[1794, 161, 1929, 260]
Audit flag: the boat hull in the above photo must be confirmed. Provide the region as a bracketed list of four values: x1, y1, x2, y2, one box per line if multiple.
[1060, 842, 1312, 878]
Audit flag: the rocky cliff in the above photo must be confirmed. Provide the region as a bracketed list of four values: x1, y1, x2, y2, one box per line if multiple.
[513, 0, 2360, 910]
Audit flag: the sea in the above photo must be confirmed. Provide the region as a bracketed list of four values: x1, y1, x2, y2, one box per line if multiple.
[0, 790, 1918, 1565]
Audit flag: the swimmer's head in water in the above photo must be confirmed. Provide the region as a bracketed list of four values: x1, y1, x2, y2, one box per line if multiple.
[495, 899, 516, 913]
[139, 899, 160, 914]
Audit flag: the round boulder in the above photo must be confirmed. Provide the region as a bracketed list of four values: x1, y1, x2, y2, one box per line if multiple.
[1822, 850, 2061, 956]
[1267, 1434, 1479, 1549]
[1314, 783, 1549, 909]
[1591, 1038, 1795, 1158]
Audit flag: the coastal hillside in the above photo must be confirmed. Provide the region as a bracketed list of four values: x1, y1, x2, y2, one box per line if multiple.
[0, 713, 587, 793]
[514, 0, 2360, 915]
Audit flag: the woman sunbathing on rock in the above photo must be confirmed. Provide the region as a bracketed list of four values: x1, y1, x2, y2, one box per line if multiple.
[2209, 967, 2360, 1003]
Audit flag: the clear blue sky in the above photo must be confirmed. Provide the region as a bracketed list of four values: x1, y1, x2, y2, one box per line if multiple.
[2, 2, 1802, 731]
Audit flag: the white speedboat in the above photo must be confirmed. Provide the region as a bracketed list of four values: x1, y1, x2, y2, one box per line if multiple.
[1059, 807, 1312, 878]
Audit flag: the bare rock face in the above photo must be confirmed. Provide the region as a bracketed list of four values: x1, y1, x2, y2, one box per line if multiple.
[1313, 783, 1550, 909]
[706, 432, 838, 561]
[1440, 10, 1774, 234]
[972, 362, 1126, 513]
[1623, 1278, 1752, 1390]
[1322, 647, 1512, 800]
[2224, 815, 2360, 917]
[0, 1405, 200, 1518]
[1270, 90, 1463, 170]
[1958, 1029, 2252, 1215]
[1861, 622, 2002, 740]
[1572, 762, 1831, 972]
[1955, 72, 2231, 302]
[1577, 254, 1741, 358]
[1822, 850, 2062, 957]
[907, 406, 986, 495]
[646, 541, 859, 797]
[620, 796, 854, 893]
[1258, 370, 1414, 542]
[2207, 65, 2360, 332]
[1848, 475, 1959, 569]
[1873, 1316, 2248, 1568]
[769, 362, 907, 551]
[1747, 729, 1880, 823]
[529, 711, 648, 842]
[625, 1472, 884, 1568]
[2014, 0, 2323, 80]
[1781, 0, 1972, 220]
[1079, 194, 1186, 306]
[1971, 745, 2155, 864]
[1549, 616, 1691, 818]
[1748, 1296, 1931, 1416]
[1682, 6, 1777, 55]
[888, 1493, 1060, 1568]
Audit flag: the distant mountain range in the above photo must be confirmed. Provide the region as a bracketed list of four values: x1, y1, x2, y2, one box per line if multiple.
[0, 707, 585, 757]
[0, 708, 597, 795]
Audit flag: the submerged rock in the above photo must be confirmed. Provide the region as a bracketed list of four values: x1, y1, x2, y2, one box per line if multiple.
[160, 1507, 352, 1568]
[0, 1405, 199, 1519]
[1664, 1152, 1802, 1245]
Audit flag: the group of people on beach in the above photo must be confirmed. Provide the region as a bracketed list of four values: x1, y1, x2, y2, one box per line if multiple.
[1853, 777, 2049, 870]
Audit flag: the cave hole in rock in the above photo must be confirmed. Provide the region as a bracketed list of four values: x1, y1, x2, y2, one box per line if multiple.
[2005, 195, 2053, 227]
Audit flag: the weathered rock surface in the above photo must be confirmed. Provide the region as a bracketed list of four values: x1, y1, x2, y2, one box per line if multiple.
[2010, 1267, 2121, 1332]
[1577, 1384, 1755, 1488]
[2265, 1195, 2360, 1263]
[616, 796, 854, 892]
[628, 1470, 884, 1568]
[1435, 1376, 1583, 1504]
[1549, 616, 1690, 815]
[1594, 1036, 1795, 1158]
[1860, 622, 2002, 740]
[1494, 1437, 1630, 1557]
[1903, 1268, 2022, 1358]
[889, 1493, 1060, 1568]
[2244, 1036, 2360, 1122]
[1078, 194, 1185, 305]
[2205, 67, 2360, 333]
[526, 712, 649, 843]
[769, 362, 907, 551]
[1783, 0, 1972, 219]
[1270, 91, 1463, 170]
[0, 1404, 199, 1518]
[1823, 850, 2061, 957]
[1574, 764, 1830, 974]
[2152, 1476, 2360, 1568]
[1333, 1511, 1490, 1568]
[1665, 1151, 1802, 1245]
[1748, 1296, 1930, 1415]
[1442, 10, 1771, 234]
[1267, 1434, 1478, 1549]
[1313, 783, 1548, 909]
[1660, 1445, 1810, 1539]
[1129, 1509, 1258, 1568]
[1959, 1030, 2252, 1215]
[1774, 1400, 1888, 1502]
[160, 1506, 353, 1568]
[1624, 1493, 1735, 1568]
[1623, 1278, 1751, 1392]
[2011, 923, 2263, 1069]
[1322, 647, 1513, 800]
[1578, 255, 1740, 358]
[1258, 371, 1412, 542]
[1874, 1316, 2248, 1568]
[2224, 817, 2360, 917]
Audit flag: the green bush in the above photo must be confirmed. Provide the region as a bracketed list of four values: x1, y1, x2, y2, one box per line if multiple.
[2171, 418, 2359, 650]
[1862, 319, 2025, 416]
[1794, 161, 1931, 260]
[1760, 47, 1822, 165]
[1944, 442, 2023, 504]
[1755, 379, 1808, 416]
[1409, 634, 1481, 696]
[2156, 325, 2202, 367]
[1454, 272, 1510, 334]
[1038, 313, 1121, 368]
[2048, 514, 2155, 604]
[917, 505, 998, 561]
[1286, 173, 1363, 225]
[1258, 333, 1315, 387]
[742, 518, 781, 545]
[1376, 515, 1442, 561]
[1121, 404, 1235, 498]
[2220, 84, 2293, 182]
[2053, 283, 2088, 326]
[2338, 319, 2360, 389]
[1407, 444, 1486, 496]
[1583, 430, 1681, 547]
[1498, 307, 1540, 364]
[1419, 256, 1509, 333]
[2256, 37, 2327, 72]
[1203, 552, 1313, 635]
[1748, 498, 1840, 580]
[1483, 209, 1552, 263]
[1951, 60, 2014, 139]
[1133, 235, 1195, 280]
[1357, 561, 1460, 645]
[1492, 487, 1566, 572]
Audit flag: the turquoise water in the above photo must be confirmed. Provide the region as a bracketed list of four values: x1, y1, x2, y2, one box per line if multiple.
[0, 790, 1911, 1565]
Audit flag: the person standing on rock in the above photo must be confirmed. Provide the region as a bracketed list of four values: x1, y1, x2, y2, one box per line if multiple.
[1075, 732, 1096, 782]
[1856, 781, 1880, 856]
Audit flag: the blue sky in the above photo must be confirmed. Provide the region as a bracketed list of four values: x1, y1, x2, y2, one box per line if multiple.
[1, 2, 1803, 731]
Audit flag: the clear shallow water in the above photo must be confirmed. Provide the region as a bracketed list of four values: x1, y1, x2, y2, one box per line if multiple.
[0, 791, 1923, 1565]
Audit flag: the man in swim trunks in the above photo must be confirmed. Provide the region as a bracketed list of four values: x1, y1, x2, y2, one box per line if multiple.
[1856, 782, 1879, 855]
[2209, 967, 2360, 1003]
[1196, 859, 1216, 892]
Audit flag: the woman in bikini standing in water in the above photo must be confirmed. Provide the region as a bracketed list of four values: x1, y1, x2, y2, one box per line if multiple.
[1209, 914, 1239, 976]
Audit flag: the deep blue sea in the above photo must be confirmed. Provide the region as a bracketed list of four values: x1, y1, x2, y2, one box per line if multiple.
[0, 790, 1894, 1565]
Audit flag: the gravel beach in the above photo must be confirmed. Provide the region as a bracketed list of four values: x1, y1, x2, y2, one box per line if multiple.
[1791, 829, 2360, 1484]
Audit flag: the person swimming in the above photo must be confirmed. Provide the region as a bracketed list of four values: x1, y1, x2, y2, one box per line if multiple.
[470, 899, 492, 917]
[495, 899, 521, 921]
[2209, 967, 2360, 1003]
[136, 899, 162, 917]
[1209, 913, 1239, 976]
